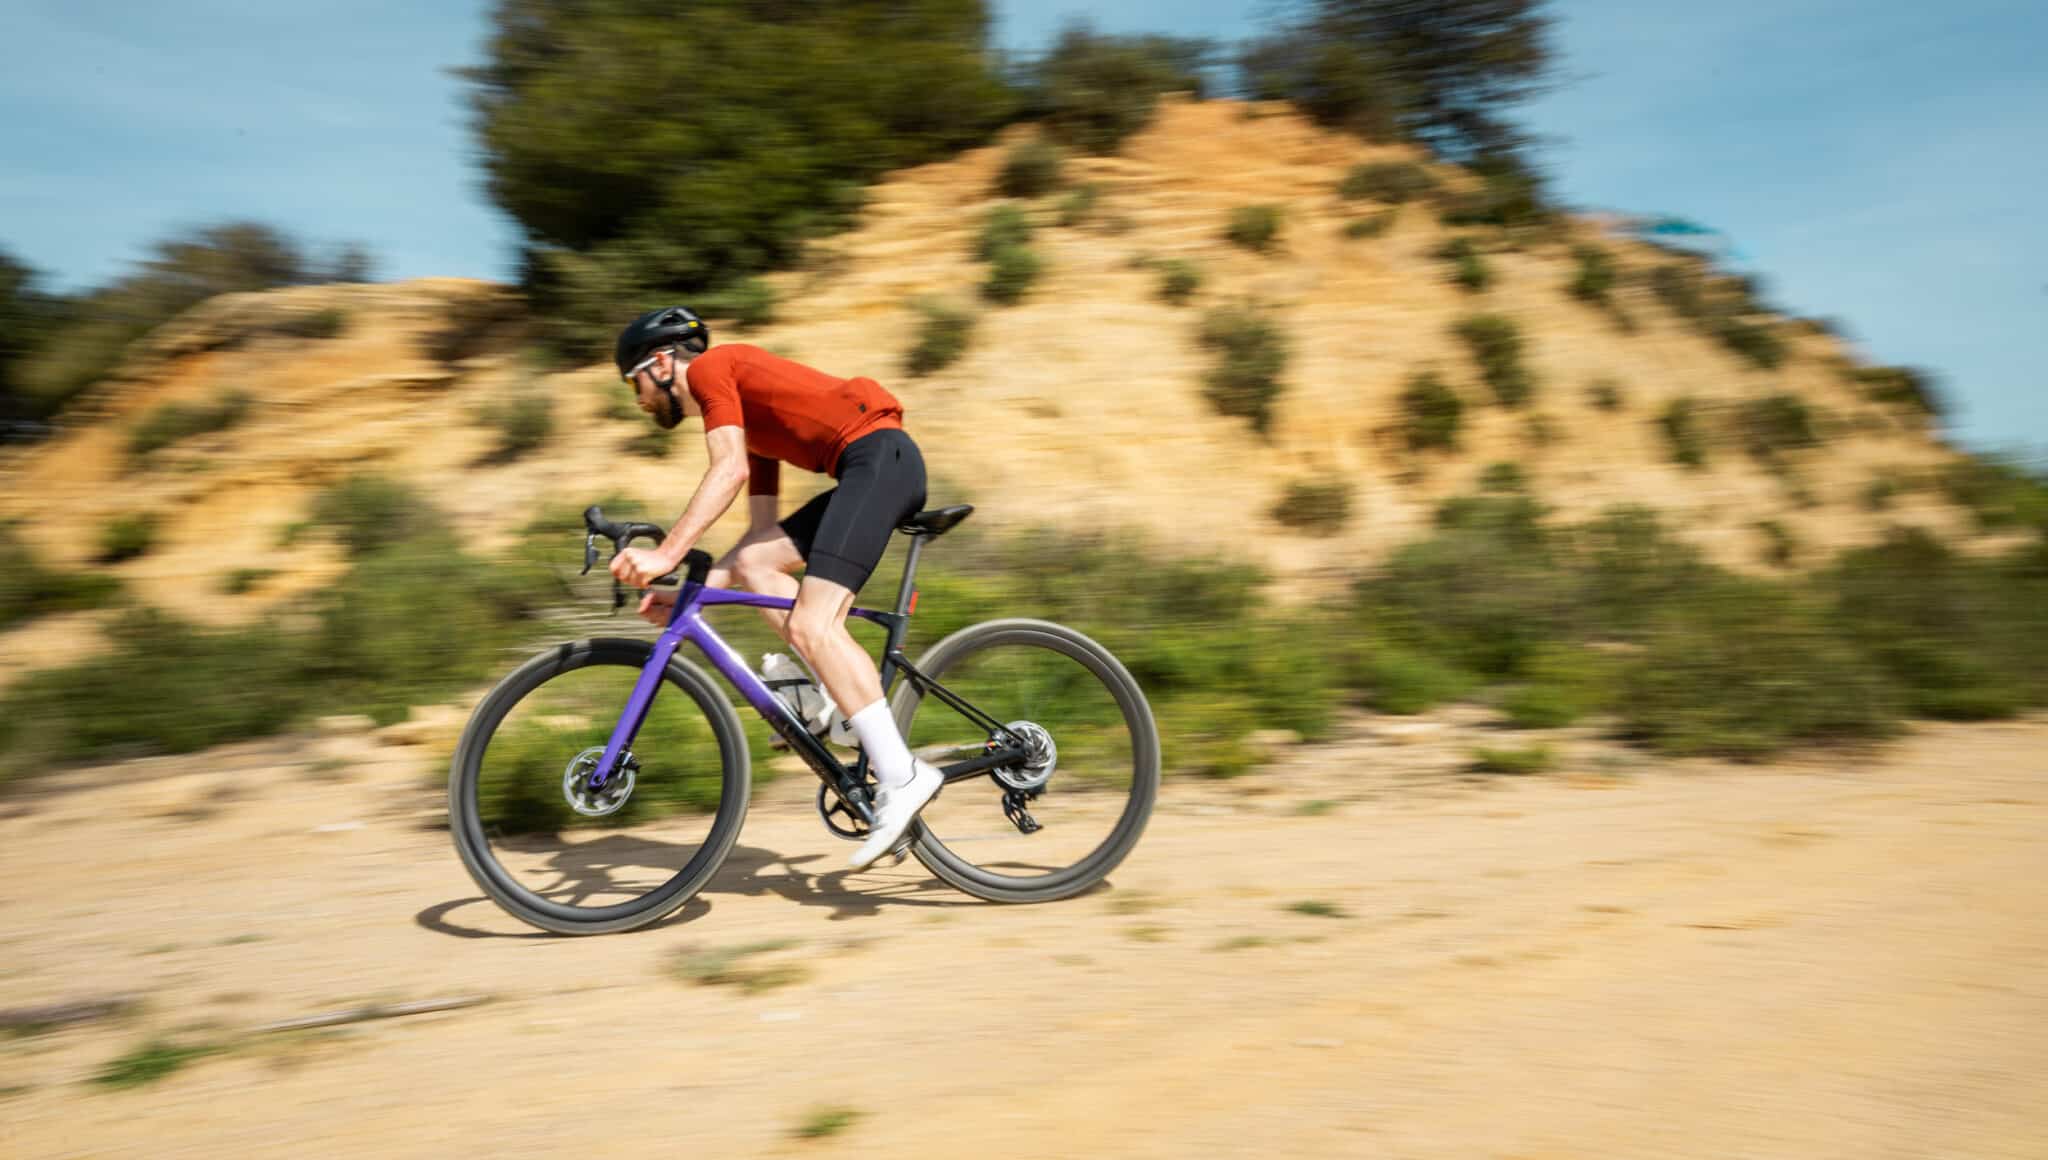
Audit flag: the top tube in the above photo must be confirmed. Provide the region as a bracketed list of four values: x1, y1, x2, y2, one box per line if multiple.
[677, 583, 896, 626]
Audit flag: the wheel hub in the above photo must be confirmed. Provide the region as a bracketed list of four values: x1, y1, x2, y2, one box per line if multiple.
[563, 747, 636, 817]
[992, 721, 1056, 791]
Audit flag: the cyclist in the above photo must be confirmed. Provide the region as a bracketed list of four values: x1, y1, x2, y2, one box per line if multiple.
[609, 306, 941, 871]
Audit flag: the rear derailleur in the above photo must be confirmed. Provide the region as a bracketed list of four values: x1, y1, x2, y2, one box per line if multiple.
[1001, 787, 1042, 835]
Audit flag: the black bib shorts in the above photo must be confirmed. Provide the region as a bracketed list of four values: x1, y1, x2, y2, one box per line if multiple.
[776, 428, 927, 593]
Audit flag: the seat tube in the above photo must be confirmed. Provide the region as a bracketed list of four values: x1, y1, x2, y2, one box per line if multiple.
[893, 533, 926, 617]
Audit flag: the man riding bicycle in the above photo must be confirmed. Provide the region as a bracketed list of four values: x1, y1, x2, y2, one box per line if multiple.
[609, 306, 940, 870]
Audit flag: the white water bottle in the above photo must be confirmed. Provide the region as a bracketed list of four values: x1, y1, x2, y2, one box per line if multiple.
[760, 653, 838, 738]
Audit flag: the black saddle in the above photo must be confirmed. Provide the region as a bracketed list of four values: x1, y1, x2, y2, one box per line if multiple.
[897, 504, 973, 537]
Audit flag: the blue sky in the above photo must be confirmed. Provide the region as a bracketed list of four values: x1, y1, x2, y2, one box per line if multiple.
[2, 1, 2039, 448]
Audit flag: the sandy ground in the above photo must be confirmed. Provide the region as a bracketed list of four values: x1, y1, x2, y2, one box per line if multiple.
[2, 713, 2045, 1159]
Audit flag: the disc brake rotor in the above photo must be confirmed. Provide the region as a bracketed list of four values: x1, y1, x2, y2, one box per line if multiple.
[992, 721, 1057, 791]
[563, 746, 636, 817]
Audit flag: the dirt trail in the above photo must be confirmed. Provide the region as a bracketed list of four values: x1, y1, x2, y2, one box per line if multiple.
[3, 716, 2044, 1158]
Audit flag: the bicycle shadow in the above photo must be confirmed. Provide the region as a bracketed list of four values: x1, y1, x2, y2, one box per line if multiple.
[417, 833, 978, 939]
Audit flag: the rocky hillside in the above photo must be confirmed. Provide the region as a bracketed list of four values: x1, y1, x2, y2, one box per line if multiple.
[0, 97, 1977, 665]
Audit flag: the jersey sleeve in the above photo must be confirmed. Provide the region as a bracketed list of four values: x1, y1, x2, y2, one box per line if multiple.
[746, 452, 780, 496]
[683, 347, 744, 432]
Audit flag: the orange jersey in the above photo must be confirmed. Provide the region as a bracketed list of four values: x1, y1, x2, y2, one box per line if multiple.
[683, 344, 904, 495]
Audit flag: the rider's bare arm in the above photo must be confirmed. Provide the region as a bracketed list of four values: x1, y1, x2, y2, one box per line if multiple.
[745, 452, 780, 534]
[653, 425, 750, 562]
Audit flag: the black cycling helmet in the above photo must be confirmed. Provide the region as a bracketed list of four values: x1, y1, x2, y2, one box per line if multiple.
[614, 306, 710, 377]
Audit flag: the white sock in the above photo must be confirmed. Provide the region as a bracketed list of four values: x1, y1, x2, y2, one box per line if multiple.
[846, 699, 915, 788]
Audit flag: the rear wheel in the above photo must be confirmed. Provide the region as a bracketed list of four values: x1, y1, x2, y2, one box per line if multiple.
[448, 638, 750, 935]
[893, 619, 1159, 902]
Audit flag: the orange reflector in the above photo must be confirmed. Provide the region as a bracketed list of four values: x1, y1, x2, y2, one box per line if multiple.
[908, 589, 920, 614]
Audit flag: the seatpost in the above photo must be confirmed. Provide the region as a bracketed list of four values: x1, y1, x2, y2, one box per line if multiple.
[893, 533, 927, 617]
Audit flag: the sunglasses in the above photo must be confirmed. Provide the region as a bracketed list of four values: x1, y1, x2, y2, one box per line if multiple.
[622, 352, 662, 385]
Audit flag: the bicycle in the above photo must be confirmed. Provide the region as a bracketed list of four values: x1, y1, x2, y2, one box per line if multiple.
[449, 503, 1161, 934]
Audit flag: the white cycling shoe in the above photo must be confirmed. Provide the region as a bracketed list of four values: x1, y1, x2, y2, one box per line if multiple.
[848, 760, 943, 871]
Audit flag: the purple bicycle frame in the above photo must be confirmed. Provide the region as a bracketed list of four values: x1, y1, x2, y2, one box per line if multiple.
[582, 579, 898, 791]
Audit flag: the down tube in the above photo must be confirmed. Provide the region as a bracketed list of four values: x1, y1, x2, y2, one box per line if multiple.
[680, 607, 792, 724]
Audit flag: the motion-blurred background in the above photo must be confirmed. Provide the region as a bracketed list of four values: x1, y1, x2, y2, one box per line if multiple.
[1, 0, 2041, 771]
[1, 3, 2044, 1154]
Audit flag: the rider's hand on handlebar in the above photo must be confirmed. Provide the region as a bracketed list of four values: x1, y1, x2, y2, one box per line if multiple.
[610, 545, 678, 588]
[637, 589, 677, 626]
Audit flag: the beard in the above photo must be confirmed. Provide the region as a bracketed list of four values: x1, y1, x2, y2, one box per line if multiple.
[652, 385, 682, 430]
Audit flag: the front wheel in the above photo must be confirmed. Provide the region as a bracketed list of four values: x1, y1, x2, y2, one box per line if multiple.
[448, 638, 751, 935]
[894, 618, 1160, 902]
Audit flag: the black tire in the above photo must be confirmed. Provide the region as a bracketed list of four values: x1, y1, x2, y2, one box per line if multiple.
[449, 638, 750, 935]
[893, 618, 1159, 903]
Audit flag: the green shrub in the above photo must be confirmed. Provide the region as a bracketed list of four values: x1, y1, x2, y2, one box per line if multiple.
[1367, 494, 1569, 679]
[1938, 454, 2048, 531]
[1586, 377, 1624, 411]
[974, 204, 1034, 261]
[1568, 245, 1616, 303]
[1342, 209, 1398, 238]
[1756, 519, 1798, 567]
[1399, 371, 1463, 451]
[1622, 580, 1898, 758]
[1056, 183, 1099, 226]
[1849, 365, 1944, 416]
[1826, 528, 2047, 720]
[981, 244, 1042, 306]
[1734, 393, 1818, 464]
[625, 426, 673, 458]
[1500, 645, 1618, 728]
[0, 607, 310, 769]
[1649, 263, 1787, 368]
[1354, 644, 1478, 714]
[1196, 304, 1290, 434]
[1716, 316, 1786, 370]
[484, 389, 554, 461]
[127, 390, 253, 461]
[1452, 314, 1534, 406]
[1471, 744, 1554, 774]
[1155, 694, 1265, 777]
[600, 385, 640, 421]
[1435, 164, 1550, 229]
[696, 277, 778, 330]
[16, 221, 325, 420]
[308, 473, 439, 557]
[1271, 480, 1352, 535]
[272, 308, 348, 340]
[1336, 162, 1437, 203]
[0, 525, 121, 630]
[1156, 260, 1202, 305]
[903, 298, 975, 377]
[1659, 397, 1708, 469]
[1649, 264, 1707, 320]
[1224, 205, 1283, 253]
[1478, 461, 1525, 492]
[93, 1039, 226, 1089]
[471, 1, 1008, 308]
[1029, 28, 1206, 154]
[1435, 237, 1490, 293]
[300, 537, 561, 726]
[219, 567, 276, 595]
[996, 139, 1064, 198]
[1862, 475, 1901, 511]
[96, 513, 159, 564]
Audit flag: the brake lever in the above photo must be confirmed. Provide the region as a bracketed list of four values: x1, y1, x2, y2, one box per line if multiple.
[582, 534, 599, 576]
